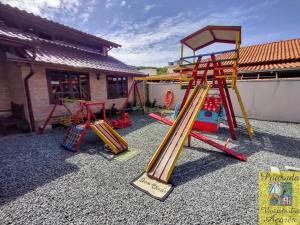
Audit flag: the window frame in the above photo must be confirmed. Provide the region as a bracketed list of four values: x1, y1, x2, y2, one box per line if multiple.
[106, 75, 128, 99]
[46, 69, 91, 104]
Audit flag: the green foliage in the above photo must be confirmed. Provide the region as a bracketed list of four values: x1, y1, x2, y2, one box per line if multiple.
[157, 67, 168, 75]
[135, 66, 157, 70]
[134, 66, 168, 75]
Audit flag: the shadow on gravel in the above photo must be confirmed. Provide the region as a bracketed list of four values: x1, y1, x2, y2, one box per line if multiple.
[171, 122, 300, 186]
[0, 133, 79, 207]
[0, 112, 157, 206]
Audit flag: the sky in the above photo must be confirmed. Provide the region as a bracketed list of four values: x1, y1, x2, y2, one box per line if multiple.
[1, 0, 300, 67]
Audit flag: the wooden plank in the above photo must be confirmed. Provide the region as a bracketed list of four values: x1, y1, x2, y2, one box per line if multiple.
[98, 122, 125, 148]
[147, 86, 209, 183]
[94, 123, 125, 152]
[149, 88, 204, 179]
[160, 89, 207, 181]
[146, 85, 200, 172]
[147, 86, 200, 177]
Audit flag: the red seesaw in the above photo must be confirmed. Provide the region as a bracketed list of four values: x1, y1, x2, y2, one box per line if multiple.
[148, 112, 247, 162]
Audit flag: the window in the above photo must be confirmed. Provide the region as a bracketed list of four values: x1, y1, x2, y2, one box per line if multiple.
[107, 76, 128, 99]
[47, 70, 90, 104]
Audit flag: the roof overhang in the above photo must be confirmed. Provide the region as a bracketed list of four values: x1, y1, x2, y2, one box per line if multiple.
[180, 25, 241, 51]
[0, 3, 121, 49]
[6, 51, 145, 77]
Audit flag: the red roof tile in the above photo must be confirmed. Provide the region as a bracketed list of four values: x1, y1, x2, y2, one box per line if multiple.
[239, 39, 300, 65]
[176, 38, 300, 73]
[239, 62, 300, 72]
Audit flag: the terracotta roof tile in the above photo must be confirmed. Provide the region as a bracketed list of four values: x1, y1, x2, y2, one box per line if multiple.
[177, 38, 300, 73]
[0, 25, 143, 76]
[239, 38, 300, 65]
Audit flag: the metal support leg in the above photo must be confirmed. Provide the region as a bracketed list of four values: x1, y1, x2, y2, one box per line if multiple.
[218, 79, 237, 140]
[224, 83, 237, 128]
[234, 86, 254, 139]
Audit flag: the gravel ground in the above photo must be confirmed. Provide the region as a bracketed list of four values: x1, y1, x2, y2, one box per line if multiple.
[1, 111, 300, 225]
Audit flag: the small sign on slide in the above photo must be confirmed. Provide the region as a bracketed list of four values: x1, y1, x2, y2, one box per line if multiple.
[131, 173, 174, 201]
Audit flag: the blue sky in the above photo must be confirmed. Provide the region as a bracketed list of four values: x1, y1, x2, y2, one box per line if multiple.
[2, 0, 300, 66]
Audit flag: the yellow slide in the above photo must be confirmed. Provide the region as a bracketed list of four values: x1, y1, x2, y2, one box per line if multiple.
[90, 120, 128, 155]
[146, 85, 210, 183]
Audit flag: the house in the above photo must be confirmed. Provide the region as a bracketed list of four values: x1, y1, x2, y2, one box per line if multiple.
[0, 3, 144, 132]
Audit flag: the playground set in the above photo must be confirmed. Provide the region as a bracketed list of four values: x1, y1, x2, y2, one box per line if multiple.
[40, 77, 145, 154]
[40, 25, 253, 200]
[132, 25, 254, 199]
[40, 98, 128, 154]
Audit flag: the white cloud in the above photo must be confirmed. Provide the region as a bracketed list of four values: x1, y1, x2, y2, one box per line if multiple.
[99, 2, 277, 67]
[144, 4, 155, 11]
[105, 0, 113, 9]
[120, 0, 126, 6]
[1, 0, 61, 15]
[105, 0, 128, 9]
[1, 0, 96, 27]
[1, 0, 280, 67]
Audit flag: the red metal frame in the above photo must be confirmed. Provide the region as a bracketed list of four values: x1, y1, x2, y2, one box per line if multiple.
[61, 101, 107, 152]
[84, 101, 107, 128]
[177, 46, 239, 140]
[211, 54, 237, 140]
[134, 82, 144, 114]
[39, 100, 107, 133]
[178, 79, 194, 113]
[112, 80, 144, 129]
[215, 60, 237, 128]
[178, 56, 205, 113]
[122, 80, 144, 114]
[39, 99, 77, 134]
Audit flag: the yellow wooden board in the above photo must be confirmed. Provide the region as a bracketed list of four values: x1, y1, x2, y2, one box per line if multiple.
[90, 120, 128, 154]
[135, 76, 192, 81]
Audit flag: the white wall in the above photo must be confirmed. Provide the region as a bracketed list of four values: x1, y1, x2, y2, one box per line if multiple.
[148, 82, 186, 109]
[148, 79, 300, 123]
[138, 68, 157, 76]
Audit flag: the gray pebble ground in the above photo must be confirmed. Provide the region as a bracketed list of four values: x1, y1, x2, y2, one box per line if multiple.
[1, 111, 300, 225]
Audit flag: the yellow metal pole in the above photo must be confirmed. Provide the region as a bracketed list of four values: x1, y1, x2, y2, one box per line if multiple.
[134, 75, 192, 81]
[193, 51, 195, 63]
[233, 86, 254, 139]
[232, 30, 253, 139]
[180, 44, 184, 65]
[233, 31, 240, 89]
[180, 44, 184, 88]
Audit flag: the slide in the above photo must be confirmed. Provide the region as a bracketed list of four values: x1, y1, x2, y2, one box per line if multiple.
[146, 85, 210, 183]
[90, 120, 128, 154]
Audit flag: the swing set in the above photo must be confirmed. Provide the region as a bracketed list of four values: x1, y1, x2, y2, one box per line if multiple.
[111, 80, 144, 129]
[40, 98, 127, 154]
[39, 98, 87, 133]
